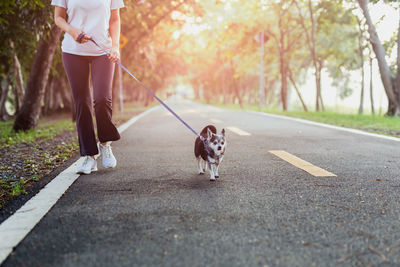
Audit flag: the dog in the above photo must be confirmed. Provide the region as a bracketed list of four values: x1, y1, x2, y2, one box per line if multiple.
[194, 125, 226, 181]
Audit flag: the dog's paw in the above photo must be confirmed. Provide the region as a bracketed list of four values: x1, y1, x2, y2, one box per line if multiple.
[198, 171, 205, 175]
[215, 175, 219, 179]
[210, 177, 216, 181]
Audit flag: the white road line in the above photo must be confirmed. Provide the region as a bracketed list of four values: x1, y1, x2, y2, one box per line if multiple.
[227, 126, 251, 136]
[269, 150, 337, 177]
[210, 118, 222, 124]
[248, 110, 400, 142]
[0, 105, 160, 265]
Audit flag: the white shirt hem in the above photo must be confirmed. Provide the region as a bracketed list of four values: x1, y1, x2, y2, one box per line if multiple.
[62, 49, 108, 56]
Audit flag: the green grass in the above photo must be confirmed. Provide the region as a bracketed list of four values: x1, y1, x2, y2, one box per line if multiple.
[0, 101, 153, 147]
[208, 102, 400, 138]
[10, 178, 27, 197]
[0, 120, 75, 146]
[0, 178, 27, 199]
[0, 101, 155, 146]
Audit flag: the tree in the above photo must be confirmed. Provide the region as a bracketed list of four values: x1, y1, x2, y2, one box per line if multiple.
[0, 71, 11, 120]
[294, 0, 323, 111]
[9, 40, 24, 114]
[368, 46, 375, 114]
[13, 24, 62, 131]
[357, 0, 400, 115]
[288, 66, 308, 111]
[265, 0, 307, 111]
[115, 0, 198, 105]
[357, 17, 366, 114]
[0, 0, 54, 119]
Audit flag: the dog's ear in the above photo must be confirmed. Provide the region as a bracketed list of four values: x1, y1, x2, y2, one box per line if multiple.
[221, 128, 225, 137]
[207, 128, 213, 139]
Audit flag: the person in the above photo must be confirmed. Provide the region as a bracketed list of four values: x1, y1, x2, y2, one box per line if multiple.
[51, 0, 125, 174]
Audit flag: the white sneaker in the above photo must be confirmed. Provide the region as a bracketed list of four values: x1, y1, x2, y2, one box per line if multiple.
[99, 143, 117, 168]
[76, 156, 98, 174]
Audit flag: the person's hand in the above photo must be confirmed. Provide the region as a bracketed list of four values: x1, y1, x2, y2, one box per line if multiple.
[108, 47, 120, 63]
[69, 28, 90, 43]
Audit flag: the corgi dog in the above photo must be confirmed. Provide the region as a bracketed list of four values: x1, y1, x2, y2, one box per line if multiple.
[194, 125, 226, 181]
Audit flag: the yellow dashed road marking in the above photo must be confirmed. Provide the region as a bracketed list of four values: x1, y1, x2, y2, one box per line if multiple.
[227, 127, 251, 136]
[269, 150, 337, 177]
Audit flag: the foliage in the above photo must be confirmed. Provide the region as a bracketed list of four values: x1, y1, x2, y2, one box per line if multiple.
[383, 32, 398, 74]
[118, 0, 198, 100]
[0, 0, 398, 117]
[0, 120, 75, 146]
[173, 0, 361, 109]
[10, 178, 27, 197]
[0, 0, 54, 118]
[0, 0, 53, 64]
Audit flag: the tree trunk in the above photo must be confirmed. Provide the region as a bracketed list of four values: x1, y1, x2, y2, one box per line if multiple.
[265, 80, 276, 107]
[59, 77, 73, 113]
[278, 14, 288, 111]
[53, 82, 63, 112]
[280, 59, 288, 111]
[49, 75, 64, 113]
[395, 5, 400, 112]
[308, 0, 321, 112]
[388, 6, 400, 115]
[9, 40, 24, 113]
[13, 24, 62, 131]
[358, 18, 365, 114]
[43, 74, 53, 115]
[294, 0, 320, 111]
[223, 69, 228, 105]
[369, 55, 375, 114]
[193, 83, 200, 100]
[358, 0, 399, 115]
[0, 72, 11, 121]
[288, 67, 308, 112]
[233, 82, 243, 109]
[316, 61, 325, 111]
[358, 64, 365, 114]
[316, 71, 322, 111]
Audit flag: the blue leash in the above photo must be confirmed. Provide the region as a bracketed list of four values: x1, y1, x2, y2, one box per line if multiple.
[80, 34, 211, 155]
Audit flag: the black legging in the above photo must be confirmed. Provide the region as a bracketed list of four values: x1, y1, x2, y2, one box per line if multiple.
[62, 52, 120, 156]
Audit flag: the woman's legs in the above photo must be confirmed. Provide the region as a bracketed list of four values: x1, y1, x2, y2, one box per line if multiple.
[91, 55, 120, 143]
[62, 53, 99, 156]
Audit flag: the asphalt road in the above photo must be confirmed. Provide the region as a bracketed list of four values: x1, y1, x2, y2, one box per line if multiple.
[3, 99, 400, 266]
